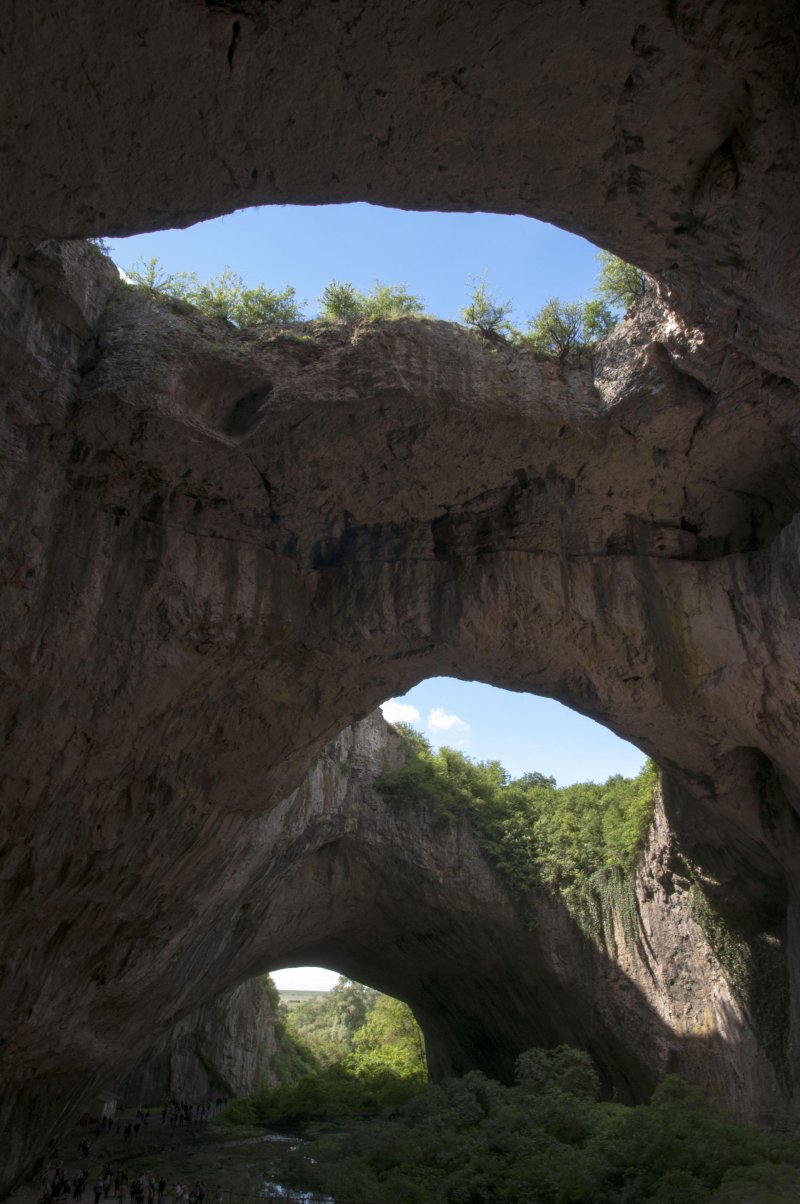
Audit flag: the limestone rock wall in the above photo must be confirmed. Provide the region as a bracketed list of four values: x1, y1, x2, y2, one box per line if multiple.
[1, 238, 800, 1191]
[115, 977, 290, 1106]
[113, 713, 785, 1130]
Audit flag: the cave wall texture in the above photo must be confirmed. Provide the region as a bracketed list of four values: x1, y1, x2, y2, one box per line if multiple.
[1, 0, 800, 1191]
[115, 976, 291, 1106]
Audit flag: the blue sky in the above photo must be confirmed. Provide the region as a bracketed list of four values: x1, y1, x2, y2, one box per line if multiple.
[379, 679, 644, 784]
[106, 205, 641, 993]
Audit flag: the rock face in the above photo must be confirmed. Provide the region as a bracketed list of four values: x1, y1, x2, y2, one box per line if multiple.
[1, 1, 798, 384]
[115, 977, 290, 1105]
[32, 709, 793, 1131]
[0, 236, 800, 1188]
[1, 1, 800, 1193]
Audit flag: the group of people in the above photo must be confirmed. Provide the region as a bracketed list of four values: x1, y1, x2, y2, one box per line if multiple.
[39, 1101, 231, 1204]
[95, 1116, 145, 1141]
[160, 1099, 224, 1127]
[44, 1164, 223, 1204]
[45, 1163, 129, 1203]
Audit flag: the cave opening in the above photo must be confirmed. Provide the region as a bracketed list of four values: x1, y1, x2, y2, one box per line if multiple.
[101, 200, 616, 340]
[263, 675, 649, 1034]
[378, 676, 646, 785]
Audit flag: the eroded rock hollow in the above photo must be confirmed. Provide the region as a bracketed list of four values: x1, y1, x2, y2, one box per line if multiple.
[1, 0, 800, 1192]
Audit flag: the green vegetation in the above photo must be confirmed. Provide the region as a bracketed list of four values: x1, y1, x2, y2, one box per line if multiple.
[521, 296, 616, 358]
[351, 992, 428, 1078]
[460, 272, 514, 338]
[515, 251, 648, 356]
[678, 857, 790, 1076]
[222, 1060, 425, 1129]
[318, 279, 425, 321]
[263, 1048, 800, 1203]
[594, 248, 650, 311]
[127, 258, 303, 325]
[378, 729, 656, 947]
[121, 249, 648, 357]
[220, 976, 427, 1130]
[283, 975, 380, 1066]
[284, 975, 426, 1080]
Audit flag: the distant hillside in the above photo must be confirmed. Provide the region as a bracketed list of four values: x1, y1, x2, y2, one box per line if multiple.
[279, 988, 330, 1009]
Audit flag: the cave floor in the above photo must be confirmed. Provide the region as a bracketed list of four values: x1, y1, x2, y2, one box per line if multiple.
[8, 1118, 308, 1204]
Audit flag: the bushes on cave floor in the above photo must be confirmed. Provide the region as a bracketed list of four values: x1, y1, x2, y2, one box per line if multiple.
[248, 1047, 800, 1204]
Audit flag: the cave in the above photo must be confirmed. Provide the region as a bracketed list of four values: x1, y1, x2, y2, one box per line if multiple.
[2, 0, 800, 1191]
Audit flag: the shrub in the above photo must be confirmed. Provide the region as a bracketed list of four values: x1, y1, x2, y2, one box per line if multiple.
[515, 1045, 601, 1102]
[595, 249, 649, 312]
[318, 279, 425, 321]
[378, 735, 656, 920]
[127, 256, 194, 301]
[127, 257, 304, 325]
[460, 272, 514, 338]
[522, 297, 616, 357]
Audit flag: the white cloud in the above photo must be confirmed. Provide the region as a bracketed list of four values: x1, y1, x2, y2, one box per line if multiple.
[428, 707, 470, 733]
[380, 698, 421, 726]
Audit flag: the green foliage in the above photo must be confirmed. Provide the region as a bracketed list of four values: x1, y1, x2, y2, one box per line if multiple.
[523, 297, 585, 356]
[317, 279, 363, 321]
[680, 860, 790, 1076]
[283, 975, 425, 1077]
[217, 1096, 256, 1127]
[351, 994, 427, 1079]
[127, 256, 194, 300]
[318, 278, 425, 321]
[123, 250, 649, 356]
[223, 977, 427, 1132]
[595, 249, 649, 312]
[285, 1055, 800, 1203]
[378, 737, 657, 946]
[515, 1045, 600, 1102]
[190, 267, 303, 325]
[285, 975, 379, 1066]
[581, 296, 618, 340]
[515, 251, 647, 358]
[460, 272, 514, 338]
[241, 1062, 425, 1128]
[522, 296, 615, 357]
[127, 257, 304, 325]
